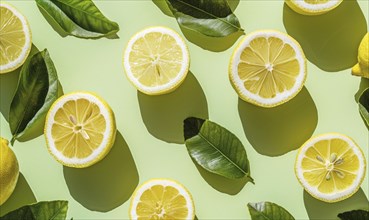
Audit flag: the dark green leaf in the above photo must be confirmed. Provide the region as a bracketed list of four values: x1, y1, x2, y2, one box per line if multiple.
[9, 49, 59, 145]
[248, 201, 295, 220]
[184, 117, 252, 179]
[163, 0, 243, 37]
[0, 201, 68, 219]
[359, 88, 369, 127]
[35, 0, 119, 39]
[338, 210, 369, 220]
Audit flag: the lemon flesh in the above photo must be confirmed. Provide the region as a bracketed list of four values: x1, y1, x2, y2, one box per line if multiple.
[285, 0, 343, 15]
[0, 3, 31, 74]
[130, 179, 195, 220]
[45, 92, 116, 168]
[124, 27, 189, 95]
[295, 133, 366, 203]
[229, 30, 306, 107]
[352, 33, 369, 78]
[0, 137, 19, 205]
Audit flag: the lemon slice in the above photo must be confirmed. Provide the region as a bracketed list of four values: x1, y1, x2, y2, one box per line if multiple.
[0, 2, 32, 74]
[229, 30, 307, 108]
[285, 0, 343, 15]
[123, 26, 190, 95]
[44, 92, 116, 168]
[129, 179, 195, 220]
[295, 133, 366, 203]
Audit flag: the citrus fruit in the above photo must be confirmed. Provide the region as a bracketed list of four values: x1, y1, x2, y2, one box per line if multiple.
[352, 33, 369, 79]
[0, 137, 19, 205]
[129, 179, 195, 220]
[0, 2, 32, 74]
[229, 30, 307, 108]
[123, 26, 190, 95]
[285, 0, 343, 15]
[44, 92, 116, 168]
[295, 133, 366, 203]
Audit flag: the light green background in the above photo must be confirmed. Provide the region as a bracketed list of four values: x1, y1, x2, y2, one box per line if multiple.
[1, 0, 368, 219]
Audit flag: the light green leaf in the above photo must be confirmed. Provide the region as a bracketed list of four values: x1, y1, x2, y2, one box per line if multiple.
[247, 201, 295, 220]
[163, 0, 243, 37]
[35, 0, 119, 39]
[338, 210, 369, 220]
[9, 49, 59, 145]
[184, 117, 252, 180]
[0, 201, 68, 219]
[359, 88, 369, 127]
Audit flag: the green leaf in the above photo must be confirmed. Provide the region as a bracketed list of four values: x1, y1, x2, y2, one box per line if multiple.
[184, 117, 252, 179]
[359, 88, 369, 127]
[163, 0, 243, 37]
[0, 201, 68, 219]
[35, 0, 119, 39]
[9, 49, 59, 145]
[247, 202, 295, 220]
[338, 210, 369, 220]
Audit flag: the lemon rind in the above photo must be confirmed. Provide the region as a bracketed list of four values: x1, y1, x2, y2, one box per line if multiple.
[294, 133, 367, 203]
[44, 92, 116, 168]
[123, 26, 190, 95]
[0, 2, 32, 74]
[129, 178, 195, 220]
[229, 29, 307, 108]
[286, 0, 343, 15]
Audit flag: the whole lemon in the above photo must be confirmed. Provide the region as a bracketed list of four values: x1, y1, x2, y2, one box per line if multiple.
[0, 137, 19, 205]
[352, 33, 369, 78]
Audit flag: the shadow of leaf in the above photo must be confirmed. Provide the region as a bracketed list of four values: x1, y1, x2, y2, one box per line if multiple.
[138, 72, 208, 144]
[193, 160, 251, 195]
[238, 87, 318, 156]
[0, 173, 37, 216]
[63, 131, 139, 212]
[283, 0, 367, 72]
[304, 188, 369, 220]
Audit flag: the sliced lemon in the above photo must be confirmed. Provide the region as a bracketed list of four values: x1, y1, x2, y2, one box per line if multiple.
[0, 2, 32, 74]
[129, 179, 195, 220]
[295, 133, 366, 203]
[285, 0, 343, 15]
[44, 92, 116, 168]
[229, 30, 307, 108]
[123, 26, 190, 95]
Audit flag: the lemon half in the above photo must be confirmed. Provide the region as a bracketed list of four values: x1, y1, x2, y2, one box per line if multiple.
[229, 30, 307, 108]
[295, 133, 366, 203]
[44, 92, 116, 168]
[129, 179, 195, 220]
[123, 26, 190, 95]
[0, 2, 31, 74]
[285, 0, 343, 15]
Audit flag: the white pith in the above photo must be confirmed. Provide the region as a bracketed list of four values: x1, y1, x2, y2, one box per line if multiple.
[130, 179, 194, 220]
[292, 0, 341, 12]
[230, 30, 306, 106]
[45, 92, 113, 166]
[0, 3, 31, 72]
[296, 133, 366, 201]
[123, 26, 189, 94]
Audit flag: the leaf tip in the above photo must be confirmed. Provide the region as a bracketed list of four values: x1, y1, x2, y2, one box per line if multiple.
[183, 117, 205, 140]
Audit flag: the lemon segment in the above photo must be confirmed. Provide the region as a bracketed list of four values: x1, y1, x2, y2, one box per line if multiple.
[0, 2, 31, 74]
[229, 30, 307, 107]
[129, 179, 195, 220]
[285, 0, 343, 15]
[123, 26, 189, 95]
[0, 137, 19, 205]
[352, 33, 369, 78]
[295, 133, 366, 203]
[45, 92, 116, 168]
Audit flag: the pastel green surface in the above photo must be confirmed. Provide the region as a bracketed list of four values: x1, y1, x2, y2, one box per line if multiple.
[0, 0, 368, 219]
